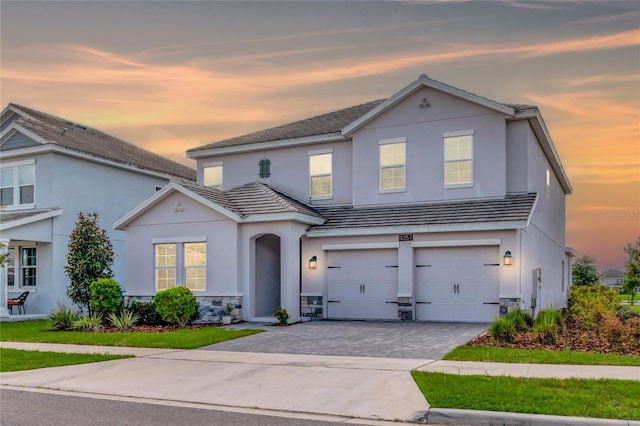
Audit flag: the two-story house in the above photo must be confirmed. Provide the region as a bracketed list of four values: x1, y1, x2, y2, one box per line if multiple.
[0, 104, 196, 317]
[115, 74, 574, 323]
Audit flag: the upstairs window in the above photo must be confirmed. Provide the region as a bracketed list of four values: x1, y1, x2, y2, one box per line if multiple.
[203, 162, 223, 188]
[1, 161, 35, 207]
[546, 169, 551, 199]
[444, 131, 473, 187]
[309, 151, 332, 198]
[379, 139, 406, 191]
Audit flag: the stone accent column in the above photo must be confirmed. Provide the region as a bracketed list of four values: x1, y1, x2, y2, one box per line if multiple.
[397, 296, 413, 320]
[300, 294, 323, 319]
[499, 297, 521, 316]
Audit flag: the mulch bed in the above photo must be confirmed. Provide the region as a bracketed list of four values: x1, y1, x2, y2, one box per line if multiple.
[102, 323, 222, 333]
[468, 317, 640, 356]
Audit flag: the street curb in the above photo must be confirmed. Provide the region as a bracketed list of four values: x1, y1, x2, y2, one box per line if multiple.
[420, 408, 640, 425]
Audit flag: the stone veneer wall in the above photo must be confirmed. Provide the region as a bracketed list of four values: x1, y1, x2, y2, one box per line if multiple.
[300, 295, 323, 319]
[397, 297, 413, 320]
[125, 295, 243, 324]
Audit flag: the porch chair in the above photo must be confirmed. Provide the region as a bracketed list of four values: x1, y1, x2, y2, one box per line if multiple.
[7, 291, 29, 315]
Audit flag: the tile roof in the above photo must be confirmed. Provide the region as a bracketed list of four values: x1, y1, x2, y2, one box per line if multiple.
[0, 208, 61, 225]
[187, 99, 385, 153]
[5, 104, 196, 180]
[310, 193, 537, 232]
[176, 180, 324, 220]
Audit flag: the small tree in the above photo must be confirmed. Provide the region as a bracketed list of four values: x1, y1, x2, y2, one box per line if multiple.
[571, 255, 603, 286]
[623, 238, 640, 306]
[65, 212, 114, 315]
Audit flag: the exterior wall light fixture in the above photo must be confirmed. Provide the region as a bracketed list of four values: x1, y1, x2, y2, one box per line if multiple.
[309, 256, 318, 269]
[503, 250, 512, 266]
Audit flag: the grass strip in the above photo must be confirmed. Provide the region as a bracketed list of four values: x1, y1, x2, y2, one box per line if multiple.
[444, 345, 640, 366]
[411, 371, 640, 420]
[0, 348, 132, 372]
[0, 320, 262, 349]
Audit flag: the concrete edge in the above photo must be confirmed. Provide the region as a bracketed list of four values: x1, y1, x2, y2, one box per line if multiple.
[423, 408, 639, 426]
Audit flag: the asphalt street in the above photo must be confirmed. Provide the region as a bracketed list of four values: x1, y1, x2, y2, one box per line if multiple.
[0, 389, 381, 426]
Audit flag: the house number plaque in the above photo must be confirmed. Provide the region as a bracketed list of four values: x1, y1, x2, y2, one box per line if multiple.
[398, 234, 413, 241]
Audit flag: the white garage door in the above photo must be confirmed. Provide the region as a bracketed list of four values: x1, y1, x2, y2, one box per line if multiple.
[415, 246, 499, 322]
[326, 249, 398, 320]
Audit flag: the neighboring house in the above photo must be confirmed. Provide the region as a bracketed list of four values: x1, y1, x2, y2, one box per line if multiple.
[115, 74, 574, 323]
[602, 269, 624, 291]
[0, 104, 196, 317]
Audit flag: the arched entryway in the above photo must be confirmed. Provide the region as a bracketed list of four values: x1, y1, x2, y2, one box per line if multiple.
[254, 234, 281, 317]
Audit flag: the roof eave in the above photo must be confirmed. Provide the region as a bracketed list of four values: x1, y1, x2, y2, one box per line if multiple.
[0, 208, 64, 231]
[240, 212, 325, 225]
[187, 133, 347, 159]
[342, 75, 516, 137]
[306, 220, 528, 237]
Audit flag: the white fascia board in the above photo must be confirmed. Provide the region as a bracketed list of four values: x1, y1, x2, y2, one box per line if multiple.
[0, 208, 64, 231]
[113, 183, 241, 230]
[342, 77, 515, 136]
[0, 124, 49, 146]
[321, 242, 399, 251]
[301, 292, 323, 297]
[512, 110, 572, 194]
[187, 134, 346, 159]
[411, 239, 501, 248]
[307, 221, 528, 238]
[0, 105, 38, 126]
[565, 246, 577, 257]
[526, 194, 539, 227]
[240, 212, 325, 225]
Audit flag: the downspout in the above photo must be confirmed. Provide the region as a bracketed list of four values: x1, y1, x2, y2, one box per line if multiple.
[299, 236, 303, 319]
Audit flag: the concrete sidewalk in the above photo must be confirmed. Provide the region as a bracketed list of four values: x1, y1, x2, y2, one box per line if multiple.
[1, 342, 639, 425]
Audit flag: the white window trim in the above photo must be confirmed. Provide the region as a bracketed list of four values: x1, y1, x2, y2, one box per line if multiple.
[1, 159, 36, 210]
[546, 169, 551, 199]
[309, 152, 332, 200]
[154, 243, 177, 291]
[443, 131, 474, 189]
[203, 161, 223, 188]
[19, 246, 37, 288]
[153, 240, 208, 292]
[184, 242, 206, 292]
[379, 138, 407, 193]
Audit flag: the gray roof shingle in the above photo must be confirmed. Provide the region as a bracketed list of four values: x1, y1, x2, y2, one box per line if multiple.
[187, 99, 385, 153]
[6, 104, 196, 180]
[176, 180, 324, 220]
[310, 194, 537, 232]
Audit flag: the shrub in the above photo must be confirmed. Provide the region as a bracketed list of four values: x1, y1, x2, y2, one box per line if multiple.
[124, 300, 166, 326]
[48, 304, 80, 330]
[534, 308, 563, 344]
[489, 316, 517, 343]
[618, 306, 640, 321]
[108, 309, 139, 332]
[273, 306, 290, 325]
[568, 285, 619, 329]
[154, 287, 199, 328]
[72, 313, 104, 332]
[90, 278, 122, 318]
[505, 308, 533, 332]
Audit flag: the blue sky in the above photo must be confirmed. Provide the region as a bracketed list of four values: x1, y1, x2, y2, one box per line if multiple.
[1, 1, 639, 270]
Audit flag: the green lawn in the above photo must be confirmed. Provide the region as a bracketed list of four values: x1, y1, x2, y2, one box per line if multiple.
[0, 347, 131, 372]
[0, 320, 262, 349]
[629, 305, 640, 313]
[411, 371, 640, 420]
[444, 346, 640, 366]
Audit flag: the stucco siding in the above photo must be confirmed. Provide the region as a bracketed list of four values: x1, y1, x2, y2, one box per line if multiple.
[352, 87, 508, 206]
[506, 121, 529, 194]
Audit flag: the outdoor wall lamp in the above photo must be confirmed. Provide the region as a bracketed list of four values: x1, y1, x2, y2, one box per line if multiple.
[503, 250, 512, 266]
[309, 256, 318, 269]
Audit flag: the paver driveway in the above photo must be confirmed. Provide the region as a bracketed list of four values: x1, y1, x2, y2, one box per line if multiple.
[203, 320, 488, 359]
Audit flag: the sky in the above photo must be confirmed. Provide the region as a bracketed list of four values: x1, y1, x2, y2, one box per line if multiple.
[1, 1, 638, 271]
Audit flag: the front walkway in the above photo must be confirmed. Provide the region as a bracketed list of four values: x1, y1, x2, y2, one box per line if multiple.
[208, 320, 489, 359]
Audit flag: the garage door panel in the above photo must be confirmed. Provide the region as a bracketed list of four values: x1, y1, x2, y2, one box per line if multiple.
[416, 246, 499, 323]
[327, 249, 398, 320]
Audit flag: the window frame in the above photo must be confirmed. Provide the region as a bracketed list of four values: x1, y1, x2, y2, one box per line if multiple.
[443, 130, 474, 188]
[546, 169, 551, 199]
[6, 246, 15, 288]
[184, 242, 206, 292]
[20, 246, 37, 287]
[0, 159, 35, 210]
[153, 238, 207, 292]
[379, 138, 406, 193]
[154, 243, 177, 291]
[203, 162, 223, 189]
[308, 149, 333, 200]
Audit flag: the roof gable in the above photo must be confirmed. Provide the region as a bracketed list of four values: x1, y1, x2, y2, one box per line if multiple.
[0, 104, 196, 180]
